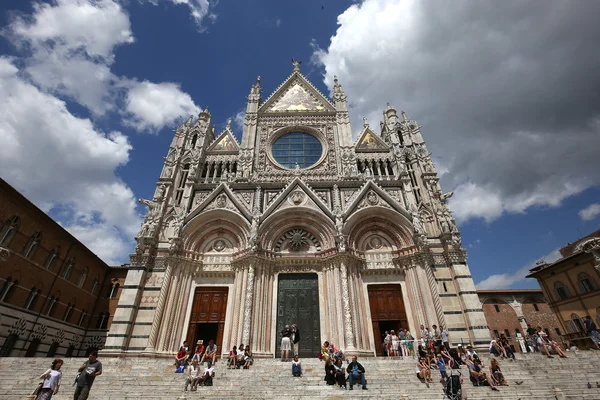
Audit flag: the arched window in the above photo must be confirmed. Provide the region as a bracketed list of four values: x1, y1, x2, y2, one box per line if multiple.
[47, 342, 60, 357]
[191, 134, 198, 148]
[45, 296, 58, 317]
[65, 345, 75, 357]
[0, 277, 18, 302]
[578, 273, 597, 293]
[96, 313, 106, 329]
[78, 309, 87, 327]
[44, 247, 60, 271]
[101, 313, 110, 329]
[62, 258, 75, 280]
[77, 266, 88, 288]
[175, 163, 190, 205]
[63, 303, 74, 322]
[0, 216, 20, 246]
[554, 281, 570, 300]
[22, 232, 42, 259]
[405, 157, 421, 202]
[108, 280, 120, 299]
[91, 278, 99, 295]
[568, 313, 584, 333]
[23, 287, 41, 310]
[0, 334, 19, 357]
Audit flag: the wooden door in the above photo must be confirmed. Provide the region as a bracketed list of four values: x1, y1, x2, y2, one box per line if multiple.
[186, 287, 228, 354]
[368, 284, 408, 356]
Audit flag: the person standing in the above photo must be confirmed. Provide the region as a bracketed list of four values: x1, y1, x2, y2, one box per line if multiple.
[291, 324, 301, 356]
[36, 359, 63, 400]
[280, 325, 292, 361]
[74, 350, 102, 400]
[583, 315, 600, 350]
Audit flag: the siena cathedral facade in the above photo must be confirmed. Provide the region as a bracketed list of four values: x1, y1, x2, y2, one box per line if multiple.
[106, 64, 489, 358]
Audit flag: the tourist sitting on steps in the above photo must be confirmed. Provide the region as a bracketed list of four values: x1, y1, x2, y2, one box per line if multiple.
[200, 340, 218, 365]
[192, 340, 205, 363]
[226, 346, 237, 369]
[292, 355, 303, 377]
[243, 346, 253, 369]
[319, 341, 330, 362]
[324, 359, 336, 385]
[499, 334, 517, 360]
[175, 347, 187, 368]
[184, 359, 200, 391]
[489, 358, 508, 387]
[196, 360, 215, 387]
[416, 357, 432, 387]
[536, 328, 567, 358]
[333, 358, 347, 389]
[467, 358, 498, 391]
[490, 338, 507, 358]
[346, 356, 368, 390]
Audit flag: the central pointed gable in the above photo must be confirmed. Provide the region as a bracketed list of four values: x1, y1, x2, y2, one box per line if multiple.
[186, 183, 251, 222]
[355, 127, 390, 152]
[259, 72, 335, 113]
[261, 178, 334, 222]
[207, 129, 239, 154]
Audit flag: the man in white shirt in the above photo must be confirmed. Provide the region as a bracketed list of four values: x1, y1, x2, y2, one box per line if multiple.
[197, 360, 215, 387]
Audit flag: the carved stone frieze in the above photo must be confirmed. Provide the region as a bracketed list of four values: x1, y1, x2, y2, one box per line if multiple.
[8, 318, 27, 336]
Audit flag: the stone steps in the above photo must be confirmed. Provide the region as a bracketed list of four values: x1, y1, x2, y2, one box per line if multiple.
[1, 352, 599, 399]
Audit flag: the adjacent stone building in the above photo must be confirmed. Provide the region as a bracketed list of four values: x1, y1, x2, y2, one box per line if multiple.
[527, 230, 600, 345]
[0, 178, 126, 357]
[106, 63, 490, 358]
[478, 289, 562, 350]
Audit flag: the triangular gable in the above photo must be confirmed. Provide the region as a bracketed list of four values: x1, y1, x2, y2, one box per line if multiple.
[186, 183, 251, 222]
[344, 181, 409, 219]
[260, 178, 334, 222]
[259, 72, 335, 113]
[207, 130, 239, 153]
[355, 127, 390, 152]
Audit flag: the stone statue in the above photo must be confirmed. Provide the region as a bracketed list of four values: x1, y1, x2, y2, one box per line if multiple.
[411, 206, 425, 234]
[437, 210, 450, 233]
[335, 213, 344, 237]
[363, 116, 369, 127]
[248, 214, 259, 251]
[139, 198, 159, 221]
[226, 118, 232, 130]
[155, 184, 166, 200]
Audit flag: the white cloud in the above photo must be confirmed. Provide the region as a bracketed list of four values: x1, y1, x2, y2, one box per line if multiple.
[4, 0, 134, 115]
[476, 247, 561, 290]
[142, 0, 216, 30]
[312, 0, 600, 224]
[122, 80, 200, 132]
[0, 56, 140, 263]
[579, 203, 600, 221]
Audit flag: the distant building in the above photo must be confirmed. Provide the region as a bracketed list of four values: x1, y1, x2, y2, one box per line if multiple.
[527, 230, 600, 346]
[0, 178, 126, 357]
[477, 289, 562, 350]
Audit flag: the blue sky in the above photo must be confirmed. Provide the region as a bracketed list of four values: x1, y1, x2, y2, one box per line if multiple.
[1, 0, 599, 289]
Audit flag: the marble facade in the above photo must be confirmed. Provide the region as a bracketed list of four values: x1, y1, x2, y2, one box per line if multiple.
[105, 63, 490, 357]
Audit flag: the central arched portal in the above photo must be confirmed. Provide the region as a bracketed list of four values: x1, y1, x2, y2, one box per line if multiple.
[275, 273, 321, 357]
[368, 284, 409, 356]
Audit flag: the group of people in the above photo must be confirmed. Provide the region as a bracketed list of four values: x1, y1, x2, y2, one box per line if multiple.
[176, 339, 217, 391]
[33, 350, 102, 400]
[226, 344, 254, 369]
[524, 325, 568, 358]
[324, 356, 368, 390]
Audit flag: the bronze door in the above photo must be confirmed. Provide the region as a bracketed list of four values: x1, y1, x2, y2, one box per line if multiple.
[186, 287, 228, 356]
[368, 284, 408, 356]
[276, 273, 320, 357]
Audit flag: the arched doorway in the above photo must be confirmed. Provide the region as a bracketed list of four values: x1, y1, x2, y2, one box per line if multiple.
[368, 284, 408, 356]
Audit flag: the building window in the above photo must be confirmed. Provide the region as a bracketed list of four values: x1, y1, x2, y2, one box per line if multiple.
[493, 329, 499, 338]
[191, 134, 198, 148]
[96, 313, 107, 329]
[91, 278, 99, 295]
[101, 313, 110, 329]
[272, 132, 323, 169]
[47, 342, 60, 358]
[23, 287, 41, 310]
[578, 273, 597, 293]
[494, 305, 500, 313]
[63, 303, 74, 322]
[44, 247, 60, 271]
[533, 303, 539, 312]
[406, 157, 421, 203]
[443, 282, 448, 292]
[22, 232, 42, 259]
[45, 296, 58, 317]
[25, 338, 41, 357]
[504, 329, 510, 338]
[570, 314, 584, 333]
[544, 328, 551, 337]
[62, 258, 75, 280]
[0, 333, 19, 357]
[175, 163, 190, 205]
[78, 310, 87, 327]
[77, 266, 88, 288]
[0, 215, 20, 246]
[65, 345, 75, 357]
[554, 281, 570, 300]
[0, 277, 18, 302]
[108, 280, 120, 299]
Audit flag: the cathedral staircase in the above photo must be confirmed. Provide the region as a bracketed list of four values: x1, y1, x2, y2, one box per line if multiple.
[1, 351, 599, 399]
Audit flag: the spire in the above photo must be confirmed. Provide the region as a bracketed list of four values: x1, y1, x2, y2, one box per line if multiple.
[247, 76, 262, 105]
[332, 75, 347, 104]
[198, 106, 211, 121]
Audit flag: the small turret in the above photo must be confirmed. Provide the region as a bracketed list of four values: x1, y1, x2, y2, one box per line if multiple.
[384, 103, 398, 125]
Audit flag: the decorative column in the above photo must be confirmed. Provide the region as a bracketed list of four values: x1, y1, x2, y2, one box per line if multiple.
[339, 257, 356, 353]
[242, 263, 255, 345]
[144, 261, 173, 352]
[424, 260, 446, 329]
[405, 264, 427, 327]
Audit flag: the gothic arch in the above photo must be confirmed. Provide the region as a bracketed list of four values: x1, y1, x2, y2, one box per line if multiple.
[182, 209, 250, 253]
[260, 207, 336, 252]
[345, 208, 414, 251]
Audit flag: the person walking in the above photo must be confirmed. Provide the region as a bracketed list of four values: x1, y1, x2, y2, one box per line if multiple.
[583, 315, 600, 350]
[74, 350, 102, 400]
[280, 325, 292, 361]
[36, 359, 63, 400]
[291, 324, 301, 356]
